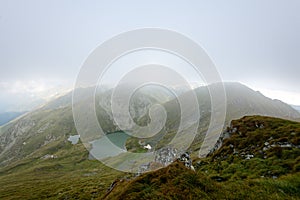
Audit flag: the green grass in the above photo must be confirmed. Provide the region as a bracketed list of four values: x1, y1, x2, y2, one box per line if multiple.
[1, 115, 300, 199]
[105, 161, 300, 200]
[0, 139, 125, 200]
[105, 116, 300, 199]
[197, 116, 300, 180]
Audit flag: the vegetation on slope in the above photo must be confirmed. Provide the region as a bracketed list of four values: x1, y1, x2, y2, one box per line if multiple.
[0, 115, 299, 199]
[199, 116, 300, 180]
[0, 139, 126, 200]
[105, 162, 300, 200]
[106, 116, 300, 200]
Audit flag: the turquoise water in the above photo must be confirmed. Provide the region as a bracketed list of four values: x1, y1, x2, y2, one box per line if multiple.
[89, 131, 130, 160]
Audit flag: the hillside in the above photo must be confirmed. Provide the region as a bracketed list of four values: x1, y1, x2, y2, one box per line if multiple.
[0, 82, 299, 198]
[0, 85, 169, 166]
[0, 116, 299, 199]
[132, 82, 300, 156]
[0, 137, 126, 199]
[105, 116, 300, 200]
[0, 106, 75, 166]
[201, 116, 300, 179]
[1, 82, 299, 168]
[223, 83, 300, 120]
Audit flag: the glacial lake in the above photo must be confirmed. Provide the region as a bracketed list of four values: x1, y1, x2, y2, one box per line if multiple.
[89, 131, 130, 160]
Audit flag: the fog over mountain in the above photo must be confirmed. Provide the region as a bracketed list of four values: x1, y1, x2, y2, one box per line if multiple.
[0, 82, 299, 167]
[1, 1, 300, 106]
[0, 1, 300, 199]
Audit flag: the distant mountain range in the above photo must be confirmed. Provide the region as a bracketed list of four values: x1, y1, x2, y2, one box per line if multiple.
[0, 82, 299, 167]
[0, 82, 300, 199]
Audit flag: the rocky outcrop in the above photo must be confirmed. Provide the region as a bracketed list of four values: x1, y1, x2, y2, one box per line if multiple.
[208, 116, 300, 162]
[0, 117, 36, 158]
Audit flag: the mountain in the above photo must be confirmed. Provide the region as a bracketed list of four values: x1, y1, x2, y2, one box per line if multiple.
[223, 83, 300, 120]
[134, 82, 300, 157]
[0, 116, 299, 199]
[96, 84, 175, 132]
[0, 80, 300, 199]
[0, 85, 174, 166]
[0, 106, 75, 166]
[0, 82, 299, 167]
[104, 116, 300, 200]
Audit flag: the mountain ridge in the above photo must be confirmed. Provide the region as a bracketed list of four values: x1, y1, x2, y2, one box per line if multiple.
[0, 82, 299, 167]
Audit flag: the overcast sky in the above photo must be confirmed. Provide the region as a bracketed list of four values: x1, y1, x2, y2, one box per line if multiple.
[0, 0, 300, 109]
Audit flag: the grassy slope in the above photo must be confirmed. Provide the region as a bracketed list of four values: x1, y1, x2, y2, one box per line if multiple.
[105, 161, 300, 200]
[106, 116, 300, 200]
[0, 116, 299, 199]
[197, 116, 300, 180]
[0, 139, 125, 200]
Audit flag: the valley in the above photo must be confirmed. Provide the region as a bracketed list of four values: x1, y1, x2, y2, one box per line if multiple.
[0, 82, 299, 199]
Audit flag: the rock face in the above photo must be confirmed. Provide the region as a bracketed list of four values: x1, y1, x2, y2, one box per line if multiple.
[136, 147, 179, 175]
[154, 147, 179, 166]
[178, 152, 194, 170]
[208, 130, 232, 156]
[137, 147, 196, 175]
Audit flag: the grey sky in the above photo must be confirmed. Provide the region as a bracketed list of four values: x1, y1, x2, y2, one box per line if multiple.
[0, 0, 300, 105]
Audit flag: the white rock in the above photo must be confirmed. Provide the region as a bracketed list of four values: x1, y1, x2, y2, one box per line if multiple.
[264, 142, 269, 146]
[280, 144, 292, 148]
[190, 165, 195, 171]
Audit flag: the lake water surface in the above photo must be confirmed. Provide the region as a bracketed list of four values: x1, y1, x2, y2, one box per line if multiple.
[89, 131, 130, 160]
